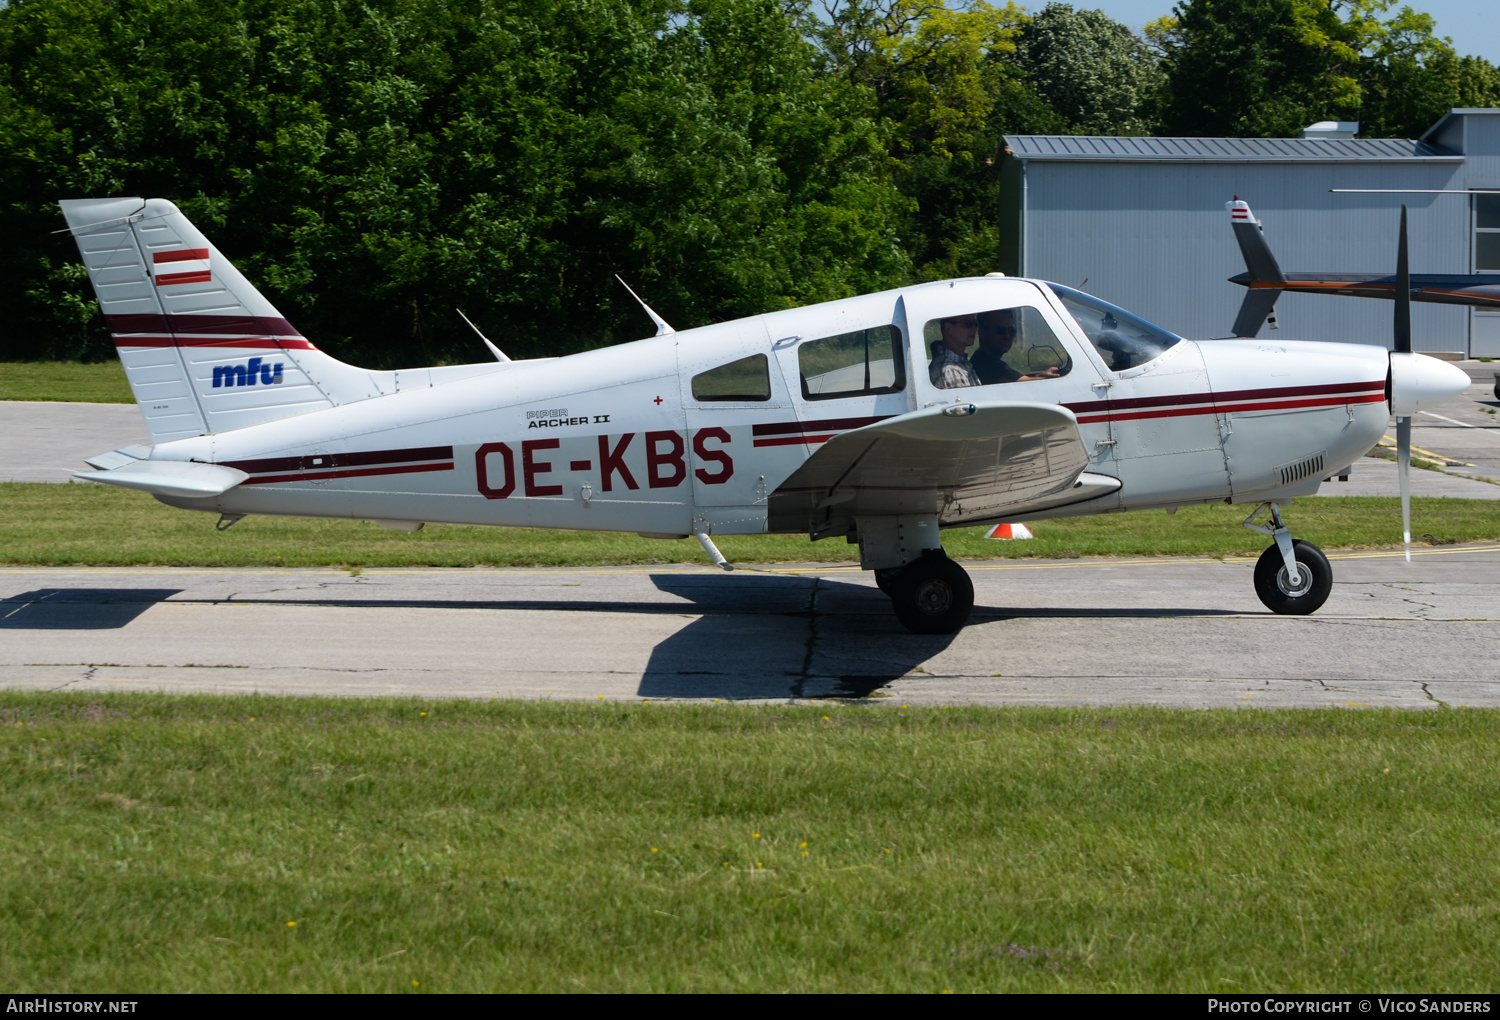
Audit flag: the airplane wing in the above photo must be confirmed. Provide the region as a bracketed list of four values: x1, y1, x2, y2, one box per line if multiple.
[767, 401, 1119, 539]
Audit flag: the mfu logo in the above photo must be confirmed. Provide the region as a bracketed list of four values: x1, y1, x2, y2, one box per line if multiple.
[212, 357, 283, 388]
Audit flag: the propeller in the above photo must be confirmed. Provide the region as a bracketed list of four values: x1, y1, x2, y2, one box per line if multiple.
[1395, 206, 1412, 562]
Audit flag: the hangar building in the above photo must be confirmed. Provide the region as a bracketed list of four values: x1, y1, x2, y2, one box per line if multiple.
[1000, 107, 1500, 356]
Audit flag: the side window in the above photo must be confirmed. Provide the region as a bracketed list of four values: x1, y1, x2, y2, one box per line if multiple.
[924, 306, 1073, 390]
[692, 354, 771, 401]
[798, 325, 906, 400]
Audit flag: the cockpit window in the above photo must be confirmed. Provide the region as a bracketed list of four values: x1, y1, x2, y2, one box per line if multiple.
[923, 306, 1072, 390]
[1048, 284, 1183, 371]
[692, 353, 771, 401]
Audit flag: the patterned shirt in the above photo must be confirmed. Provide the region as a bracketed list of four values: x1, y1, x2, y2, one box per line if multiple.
[929, 344, 981, 389]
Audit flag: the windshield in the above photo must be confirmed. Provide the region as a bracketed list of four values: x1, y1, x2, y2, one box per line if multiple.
[1047, 284, 1183, 371]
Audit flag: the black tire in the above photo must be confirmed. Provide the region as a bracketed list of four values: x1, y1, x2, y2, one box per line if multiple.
[874, 568, 900, 596]
[1253, 540, 1332, 615]
[1493, 380, 1500, 401]
[891, 552, 975, 634]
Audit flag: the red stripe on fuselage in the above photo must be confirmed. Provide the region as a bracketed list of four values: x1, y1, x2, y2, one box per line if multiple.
[239, 461, 454, 486]
[753, 434, 836, 447]
[223, 446, 455, 477]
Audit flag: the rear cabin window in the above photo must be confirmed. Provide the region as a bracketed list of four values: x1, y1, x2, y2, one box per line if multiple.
[924, 306, 1072, 390]
[798, 325, 906, 400]
[691, 353, 771, 401]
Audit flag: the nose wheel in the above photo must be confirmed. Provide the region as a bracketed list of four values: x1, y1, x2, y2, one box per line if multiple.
[1253, 539, 1332, 614]
[887, 551, 974, 634]
[1243, 503, 1332, 615]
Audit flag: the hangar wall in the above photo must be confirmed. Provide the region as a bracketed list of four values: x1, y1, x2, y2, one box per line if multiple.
[1004, 110, 1500, 355]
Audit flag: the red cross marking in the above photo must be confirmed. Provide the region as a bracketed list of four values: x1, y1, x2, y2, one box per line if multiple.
[653, 395, 663, 405]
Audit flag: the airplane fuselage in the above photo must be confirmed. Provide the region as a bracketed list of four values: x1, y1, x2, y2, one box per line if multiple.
[151, 277, 1392, 537]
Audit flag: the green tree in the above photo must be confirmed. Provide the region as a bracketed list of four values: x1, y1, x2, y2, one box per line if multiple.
[1356, 9, 1500, 139]
[1156, 0, 1387, 137]
[1012, 3, 1164, 135]
[1156, 0, 1497, 140]
[809, 0, 1063, 278]
[0, 0, 910, 365]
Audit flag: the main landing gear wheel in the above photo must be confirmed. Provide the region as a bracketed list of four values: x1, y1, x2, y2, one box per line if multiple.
[1253, 539, 1332, 616]
[891, 552, 974, 634]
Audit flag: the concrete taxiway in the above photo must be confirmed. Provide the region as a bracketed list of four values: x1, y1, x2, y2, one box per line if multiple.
[3, 547, 1498, 708]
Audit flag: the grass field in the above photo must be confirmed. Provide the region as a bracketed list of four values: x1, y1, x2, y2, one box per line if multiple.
[1, 693, 1496, 992]
[0, 361, 134, 403]
[2, 481, 1497, 567]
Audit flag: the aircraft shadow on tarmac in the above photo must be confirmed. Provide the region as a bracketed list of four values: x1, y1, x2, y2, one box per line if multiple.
[636, 572, 1241, 701]
[0, 589, 182, 630]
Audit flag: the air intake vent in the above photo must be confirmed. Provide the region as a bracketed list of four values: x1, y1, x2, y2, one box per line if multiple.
[1279, 451, 1326, 486]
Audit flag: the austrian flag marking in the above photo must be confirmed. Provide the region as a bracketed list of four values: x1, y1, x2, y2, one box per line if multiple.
[152, 248, 211, 286]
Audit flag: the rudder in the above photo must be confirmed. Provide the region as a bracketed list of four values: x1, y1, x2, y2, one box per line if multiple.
[59, 198, 384, 443]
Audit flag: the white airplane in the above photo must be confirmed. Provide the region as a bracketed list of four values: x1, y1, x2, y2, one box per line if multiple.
[59, 196, 1468, 634]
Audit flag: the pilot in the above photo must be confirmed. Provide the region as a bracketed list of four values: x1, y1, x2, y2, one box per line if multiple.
[929, 314, 981, 389]
[972, 309, 1061, 385]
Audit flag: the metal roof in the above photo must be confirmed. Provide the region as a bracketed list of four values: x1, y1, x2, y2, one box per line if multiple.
[1004, 135, 1459, 162]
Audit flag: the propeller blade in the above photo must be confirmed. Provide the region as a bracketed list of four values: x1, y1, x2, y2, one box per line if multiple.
[1394, 205, 1412, 354]
[1397, 415, 1412, 562]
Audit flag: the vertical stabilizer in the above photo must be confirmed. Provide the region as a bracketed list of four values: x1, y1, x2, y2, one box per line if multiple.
[59, 198, 387, 443]
[1226, 198, 1287, 338]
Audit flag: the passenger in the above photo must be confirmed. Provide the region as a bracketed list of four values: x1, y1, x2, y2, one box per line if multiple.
[972, 309, 1061, 385]
[929, 314, 981, 389]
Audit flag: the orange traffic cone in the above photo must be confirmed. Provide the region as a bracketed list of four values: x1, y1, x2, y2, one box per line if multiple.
[985, 522, 1033, 540]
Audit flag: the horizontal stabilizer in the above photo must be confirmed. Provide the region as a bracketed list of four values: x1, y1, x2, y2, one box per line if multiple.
[74, 459, 249, 498]
[1231, 288, 1283, 338]
[83, 444, 152, 472]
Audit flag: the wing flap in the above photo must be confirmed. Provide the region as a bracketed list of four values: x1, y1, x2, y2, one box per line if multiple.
[768, 401, 1101, 536]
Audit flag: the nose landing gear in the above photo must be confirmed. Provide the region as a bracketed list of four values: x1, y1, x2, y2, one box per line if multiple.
[1243, 503, 1332, 615]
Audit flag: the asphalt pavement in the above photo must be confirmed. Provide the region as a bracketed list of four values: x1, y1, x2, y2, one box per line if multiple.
[2, 548, 1497, 707]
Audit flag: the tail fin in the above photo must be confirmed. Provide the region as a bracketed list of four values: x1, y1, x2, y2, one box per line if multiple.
[58, 198, 386, 443]
[1226, 197, 1286, 338]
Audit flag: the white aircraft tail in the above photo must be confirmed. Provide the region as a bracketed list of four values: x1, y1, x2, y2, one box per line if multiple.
[59, 197, 395, 444]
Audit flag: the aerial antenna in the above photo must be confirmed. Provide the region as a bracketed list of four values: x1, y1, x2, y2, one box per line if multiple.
[1332, 188, 1500, 194]
[455, 308, 510, 362]
[615, 275, 675, 336]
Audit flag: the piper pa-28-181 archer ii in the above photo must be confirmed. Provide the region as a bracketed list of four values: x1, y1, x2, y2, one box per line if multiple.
[59, 196, 1469, 634]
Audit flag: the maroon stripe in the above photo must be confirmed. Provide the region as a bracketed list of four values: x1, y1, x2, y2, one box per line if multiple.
[105, 313, 302, 337]
[223, 445, 455, 476]
[1075, 391, 1384, 425]
[155, 270, 212, 286]
[1212, 379, 1385, 403]
[752, 414, 889, 437]
[113, 335, 316, 350]
[153, 248, 209, 264]
[241, 462, 454, 486]
[753, 434, 835, 448]
[1062, 380, 1383, 416]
